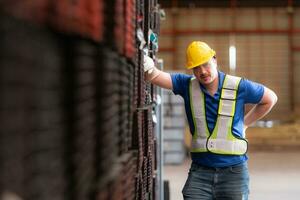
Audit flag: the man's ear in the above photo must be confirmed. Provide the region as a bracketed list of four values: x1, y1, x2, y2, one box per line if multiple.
[211, 57, 218, 69]
[212, 56, 217, 62]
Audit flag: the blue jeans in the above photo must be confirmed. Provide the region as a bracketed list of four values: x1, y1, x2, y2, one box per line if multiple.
[182, 162, 249, 200]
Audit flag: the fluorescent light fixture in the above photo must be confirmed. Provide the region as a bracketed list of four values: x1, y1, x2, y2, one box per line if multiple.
[229, 45, 236, 73]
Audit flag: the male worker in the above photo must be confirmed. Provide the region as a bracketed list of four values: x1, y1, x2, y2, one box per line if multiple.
[143, 41, 277, 200]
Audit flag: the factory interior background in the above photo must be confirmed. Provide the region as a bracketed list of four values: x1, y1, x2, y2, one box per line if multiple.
[0, 0, 300, 200]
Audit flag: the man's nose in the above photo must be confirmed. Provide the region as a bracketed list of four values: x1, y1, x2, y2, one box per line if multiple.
[197, 66, 206, 74]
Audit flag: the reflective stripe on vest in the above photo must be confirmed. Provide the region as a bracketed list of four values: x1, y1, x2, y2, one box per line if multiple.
[189, 75, 248, 155]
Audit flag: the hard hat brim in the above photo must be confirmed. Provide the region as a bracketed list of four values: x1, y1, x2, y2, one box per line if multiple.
[186, 50, 216, 69]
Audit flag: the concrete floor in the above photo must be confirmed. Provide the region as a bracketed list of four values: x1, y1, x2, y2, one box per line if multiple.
[164, 152, 300, 200]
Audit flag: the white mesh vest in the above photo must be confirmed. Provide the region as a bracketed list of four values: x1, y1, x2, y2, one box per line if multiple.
[189, 75, 248, 155]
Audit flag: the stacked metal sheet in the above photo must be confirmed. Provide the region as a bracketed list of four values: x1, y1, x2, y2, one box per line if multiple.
[49, 0, 105, 41]
[95, 47, 120, 189]
[118, 58, 132, 154]
[0, 0, 161, 199]
[70, 40, 98, 200]
[0, 15, 66, 200]
[124, 0, 137, 60]
[104, 0, 124, 53]
[0, 0, 50, 24]
[0, 0, 105, 42]
[120, 152, 138, 200]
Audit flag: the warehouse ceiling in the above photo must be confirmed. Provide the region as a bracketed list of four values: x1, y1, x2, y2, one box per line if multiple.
[159, 0, 300, 8]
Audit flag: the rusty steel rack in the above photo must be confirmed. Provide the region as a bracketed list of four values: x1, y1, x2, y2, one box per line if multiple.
[0, 0, 162, 199]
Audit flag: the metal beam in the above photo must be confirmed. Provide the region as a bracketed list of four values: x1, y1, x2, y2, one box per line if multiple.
[159, 0, 300, 8]
[161, 29, 300, 35]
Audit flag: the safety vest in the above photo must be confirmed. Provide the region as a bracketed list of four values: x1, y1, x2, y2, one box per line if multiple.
[189, 75, 248, 155]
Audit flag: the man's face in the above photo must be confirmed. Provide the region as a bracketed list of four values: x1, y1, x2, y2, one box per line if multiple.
[192, 58, 218, 85]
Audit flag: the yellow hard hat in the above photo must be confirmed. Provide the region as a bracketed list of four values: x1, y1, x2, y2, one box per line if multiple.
[186, 41, 216, 69]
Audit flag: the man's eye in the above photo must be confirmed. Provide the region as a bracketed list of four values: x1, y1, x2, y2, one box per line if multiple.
[202, 63, 209, 67]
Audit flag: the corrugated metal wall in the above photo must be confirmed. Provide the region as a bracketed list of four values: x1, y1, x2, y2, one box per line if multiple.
[294, 8, 300, 114]
[158, 7, 300, 120]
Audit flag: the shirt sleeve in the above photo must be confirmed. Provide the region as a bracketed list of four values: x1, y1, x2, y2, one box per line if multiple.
[171, 73, 191, 96]
[243, 78, 265, 104]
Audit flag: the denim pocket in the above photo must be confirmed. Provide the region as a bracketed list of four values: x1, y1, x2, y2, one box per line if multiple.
[190, 163, 199, 171]
[230, 163, 247, 174]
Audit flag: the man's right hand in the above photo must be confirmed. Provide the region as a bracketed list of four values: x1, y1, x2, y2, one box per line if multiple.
[143, 55, 155, 74]
[143, 54, 173, 90]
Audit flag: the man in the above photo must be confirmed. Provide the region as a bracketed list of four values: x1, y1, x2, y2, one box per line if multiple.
[143, 41, 277, 200]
